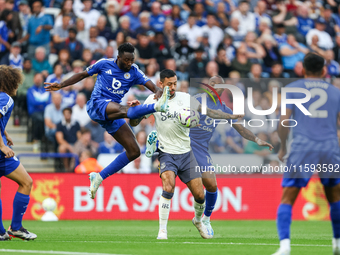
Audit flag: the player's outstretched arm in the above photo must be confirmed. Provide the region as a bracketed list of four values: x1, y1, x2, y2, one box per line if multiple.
[277, 108, 292, 162]
[197, 104, 242, 120]
[44, 71, 90, 91]
[233, 124, 274, 151]
[144, 80, 163, 100]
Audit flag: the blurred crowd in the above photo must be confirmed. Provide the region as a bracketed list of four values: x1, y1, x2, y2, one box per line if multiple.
[5, 0, 340, 172]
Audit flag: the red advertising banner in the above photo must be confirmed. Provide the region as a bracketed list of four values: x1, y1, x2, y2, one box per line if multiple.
[1, 173, 330, 221]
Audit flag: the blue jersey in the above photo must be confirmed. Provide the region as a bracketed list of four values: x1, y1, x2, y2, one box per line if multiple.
[86, 58, 150, 103]
[190, 93, 233, 149]
[286, 79, 340, 141]
[0, 92, 14, 146]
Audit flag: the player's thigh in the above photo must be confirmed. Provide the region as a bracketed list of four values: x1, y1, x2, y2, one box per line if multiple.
[6, 163, 33, 191]
[106, 101, 129, 120]
[112, 123, 140, 159]
[186, 177, 205, 201]
[202, 171, 217, 193]
[160, 170, 176, 193]
[324, 183, 340, 203]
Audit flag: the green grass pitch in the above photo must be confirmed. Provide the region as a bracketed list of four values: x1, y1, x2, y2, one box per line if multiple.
[0, 220, 334, 255]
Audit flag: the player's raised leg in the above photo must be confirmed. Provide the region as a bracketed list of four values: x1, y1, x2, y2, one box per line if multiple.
[272, 187, 300, 255]
[105, 86, 170, 121]
[324, 182, 340, 255]
[186, 177, 210, 239]
[90, 123, 140, 199]
[202, 171, 217, 236]
[157, 170, 176, 239]
[0, 180, 10, 241]
[5, 164, 37, 240]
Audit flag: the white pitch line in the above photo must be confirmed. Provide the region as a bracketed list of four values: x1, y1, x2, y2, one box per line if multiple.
[32, 240, 332, 247]
[0, 249, 130, 255]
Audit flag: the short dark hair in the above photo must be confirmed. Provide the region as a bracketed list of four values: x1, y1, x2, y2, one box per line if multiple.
[118, 43, 135, 57]
[63, 107, 72, 114]
[160, 69, 176, 82]
[303, 53, 325, 75]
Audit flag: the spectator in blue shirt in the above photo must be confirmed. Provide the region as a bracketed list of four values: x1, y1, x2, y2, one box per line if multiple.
[32, 46, 52, 78]
[46, 63, 63, 84]
[325, 50, 340, 77]
[19, 0, 53, 59]
[26, 73, 50, 143]
[273, 23, 287, 45]
[125, 1, 141, 32]
[0, 10, 11, 61]
[99, 131, 124, 154]
[150, 1, 166, 32]
[44, 92, 64, 143]
[296, 4, 314, 41]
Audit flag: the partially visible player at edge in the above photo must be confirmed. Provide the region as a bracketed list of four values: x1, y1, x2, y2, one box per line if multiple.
[274, 52, 340, 255]
[145, 75, 274, 237]
[44, 43, 170, 199]
[0, 66, 37, 241]
[190, 75, 273, 236]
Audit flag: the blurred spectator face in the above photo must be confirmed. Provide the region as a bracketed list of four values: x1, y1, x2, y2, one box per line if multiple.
[63, 108, 72, 122]
[81, 131, 92, 144]
[120, 18, 130, 30]
[76, 19, 85, 31]
[97, 16, 106, 30]
[76, 94, 86, 108]
[11, 45, 21, 56]
[151, 1, 161, 16]
[35, 48, 45, 62]
[252, 90, 262, 106]
[195, 50, 204, 60]
[287, 34, 297, 47]
[206, 61, 218, 78]
[239, 2, 249, 14]
[229, 71, 240, 84]
[19, 2, 29, 14]
[105, 46, 114, 58]
[130, 1, 140, 16]
[172, 5, 180, 17]
[62, 15, 71, 27]
[52, 92, 62, 108]
[260, 97, 270, 110]
[136, 130, 147, 146]
[89, 27, 98, 39]
[32, 0, 42, 15]
[268, 80, 281, 94]
[187, 15, 196, 27]
[325, 50, 334, 61]
[63, 0, 72, 12]
[311, 35, 319, 45]
[294, 62, 303, 76]
[277, 26, 285, 35]
[59, 50, 70, 62]
[217, 48, 227, 60]
[23, 59, 31, 71]
[251, 64, 262, 78]
[179, 81, 189, 92]
[298, 4, 309, 18]
[154, 33, 164, 45]
[263, 38, 273, 49]
[333, 78, 340, 90]
[139, 35, 150, 47]
[68, 30, 77, 41]
[5, 0, 14, 10]
[324, 9, 332, 20]
[164, 59, 176, 70]
[237, 44, 248, 58]
[217, 2, 226, 13]
[140, 15, 150, 28]
[106, 2, 116, 15]
[272, 63, 283, 76]
[146, 63, 157, 76]
[79, 150, 91, 163]
[104, 131, 114, 143]
[83, 0, 92, 11]
[206, 15, 216, 27]
[34, 73, 43, 86]
[194, 3, 204, 16]
[54, 64, 63, 76]
[83, 50, 93, 63]
[116, 32, 125, 45]
[257, 1, 266, 14]
[245, 32, 256, 43]
[230, 17, 239, 30]
[315, 22, 325, 31]
[83, 77, 95, 90]
[164, 19, 173, 31]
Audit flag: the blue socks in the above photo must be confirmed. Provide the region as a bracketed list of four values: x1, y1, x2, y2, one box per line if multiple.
[204, 191, 217, 217]
[11, 192, 30, 231]
[127, 104, 156, 119]
[0, 199, 5, 234]
[99, 151, 131, 180]
[330, 201, 340, 238]
[277, 204, 292, 240]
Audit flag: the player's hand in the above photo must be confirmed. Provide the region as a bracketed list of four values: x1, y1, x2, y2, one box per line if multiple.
[6, 135, 13, 146]
[0, 145, 14, 158]
[154, 88, 163, 100]
[44, 82, 62, 91]
[127, 100, 141, 107]
[255, 137, 274, 151]
[278, 148, 287, 162]
[228, 114, 244, 119]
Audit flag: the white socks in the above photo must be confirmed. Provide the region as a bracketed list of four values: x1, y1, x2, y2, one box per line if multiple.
[202, 214, 210, 222]
[159, 196, 171, 231]
[194, 201, 205, 223]
[333, 238, 340, 249]
[280, 238, 291, 251]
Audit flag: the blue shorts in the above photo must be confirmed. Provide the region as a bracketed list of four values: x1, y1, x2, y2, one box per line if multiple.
[191, 142, 213, 170]
[0, 154, 20, 177]
[158, 150, 201, 184]
[282, 136, 340, 188]
[86, 99, 126, 135]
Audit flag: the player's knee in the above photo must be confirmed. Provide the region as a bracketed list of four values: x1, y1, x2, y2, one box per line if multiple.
[205, 182, 217, 193]
[21, 176, 33, 192]
[163, 183, 175, 193]
[129, 146, 140, 160]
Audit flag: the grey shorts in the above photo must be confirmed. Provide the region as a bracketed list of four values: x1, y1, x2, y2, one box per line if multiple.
[158, 150, 202, 184]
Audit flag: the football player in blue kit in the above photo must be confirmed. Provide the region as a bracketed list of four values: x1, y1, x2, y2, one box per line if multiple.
[44, 43, 170, 199]
[274, 53, 340, 255]
[145, 75, 273, 237]
[0, 66, 37, 241]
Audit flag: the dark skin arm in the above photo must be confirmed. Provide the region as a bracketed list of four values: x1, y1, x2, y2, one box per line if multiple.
[144, 80, 163, 100]
[44, 71, 90, 91]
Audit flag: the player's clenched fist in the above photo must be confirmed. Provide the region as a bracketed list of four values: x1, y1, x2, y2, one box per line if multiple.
[44, 82, 62, 91]
[0, 145, 14, 158]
